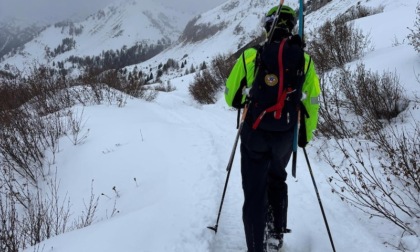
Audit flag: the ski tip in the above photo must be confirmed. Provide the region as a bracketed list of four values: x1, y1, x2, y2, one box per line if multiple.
[207, 226, 217, 233]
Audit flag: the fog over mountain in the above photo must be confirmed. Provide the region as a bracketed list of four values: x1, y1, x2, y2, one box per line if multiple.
[0, 0, 226, 25]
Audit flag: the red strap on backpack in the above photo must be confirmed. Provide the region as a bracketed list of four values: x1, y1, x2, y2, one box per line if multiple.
[252, 39, 289, 130]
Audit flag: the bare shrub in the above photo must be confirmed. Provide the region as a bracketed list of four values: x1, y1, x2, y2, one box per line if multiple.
[317, 72, 355, 139]
[0, 195, 22, 252]
[73, 180, 100, 229]
[340, 64, 409, 124]
[408, 3, 420, 54]
[0, 76, 31, 113]
[338, 4, 384, 23]
[322, 121, 420, 236]
[0, 112, 51, 183]
[318, 64, 409, 138]
[98, 69, 157, 102]
[24, 66, 73, 116]
[22, 189, 54, 246]
[210, 53, 235, 84]
[0, 170, 102, 251]
[188, 53, 235, 104]
[307, 18, 371, 74]
[306, 0, 333, 13]
[0, 65, 131, 251]
[0, 74, 96, 183]
[65, 108, 90, 145]
[123, 79, 146, 98]
[317, 64, 418, 239]
[189, 70, 221, 104]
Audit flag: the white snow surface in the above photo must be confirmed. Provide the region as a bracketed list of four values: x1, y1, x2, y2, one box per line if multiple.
[7, 0, 419, 251]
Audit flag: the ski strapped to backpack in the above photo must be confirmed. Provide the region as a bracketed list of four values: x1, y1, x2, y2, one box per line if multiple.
[267, 0, 285, 43]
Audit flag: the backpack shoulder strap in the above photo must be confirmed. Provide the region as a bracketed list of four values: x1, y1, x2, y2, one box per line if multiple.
[241, 51, 248, 83]
[305, 54, 312, 74]
[236, 48, 254, 128]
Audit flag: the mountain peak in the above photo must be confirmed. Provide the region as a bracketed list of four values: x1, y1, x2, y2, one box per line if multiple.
[0, 0, 185, 71]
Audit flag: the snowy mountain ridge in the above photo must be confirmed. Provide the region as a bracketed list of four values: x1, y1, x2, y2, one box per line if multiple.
[0, 0, 186, 72]
[129, 0, 297, 78]
[126, 0, 418, 84]
[1, 0, 415, 81]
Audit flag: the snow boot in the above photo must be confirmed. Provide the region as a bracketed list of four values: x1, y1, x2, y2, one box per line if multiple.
[265, 220, 284, 252]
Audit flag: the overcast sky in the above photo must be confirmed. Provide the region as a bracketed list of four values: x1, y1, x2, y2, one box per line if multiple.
[0, 0, 226, 25]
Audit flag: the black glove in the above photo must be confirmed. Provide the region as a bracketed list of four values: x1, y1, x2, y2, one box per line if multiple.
[298, 103, 309, 148]
[298, 123, 308, 148]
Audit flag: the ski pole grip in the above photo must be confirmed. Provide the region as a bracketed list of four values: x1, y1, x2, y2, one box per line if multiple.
[240, 104, 248, 123]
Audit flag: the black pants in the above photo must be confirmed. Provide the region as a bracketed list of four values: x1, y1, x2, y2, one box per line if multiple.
[240, 122, 293, 252]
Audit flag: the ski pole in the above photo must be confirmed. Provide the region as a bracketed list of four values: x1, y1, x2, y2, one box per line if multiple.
[303, 148, 336, 252]
[292, 0, 306, 178]
[292, 126, 298, 178]
[270, 1, 304, 178]
[298, 0, 305, 40]
[207, 105, 248, 233]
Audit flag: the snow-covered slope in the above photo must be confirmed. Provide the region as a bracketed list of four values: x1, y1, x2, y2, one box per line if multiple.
[128, 0, 418, 84]
[130, 0, 297, 78]
[0, 0, 186, 72]
[22, 76, 408, 252]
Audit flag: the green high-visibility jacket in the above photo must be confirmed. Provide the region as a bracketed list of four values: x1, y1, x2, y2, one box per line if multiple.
[225, 47, 321, 143]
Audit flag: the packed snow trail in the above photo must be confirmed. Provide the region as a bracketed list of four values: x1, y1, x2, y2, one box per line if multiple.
[209, 140, 396, 252]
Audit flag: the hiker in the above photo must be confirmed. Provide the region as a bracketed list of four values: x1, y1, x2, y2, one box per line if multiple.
[225, 5, 321, 252]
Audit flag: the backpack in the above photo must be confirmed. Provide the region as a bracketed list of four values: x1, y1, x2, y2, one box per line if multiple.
[225, 35, 305, 131]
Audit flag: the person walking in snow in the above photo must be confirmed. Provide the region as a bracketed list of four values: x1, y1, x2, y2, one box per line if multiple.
[224, 5, 321, 252]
